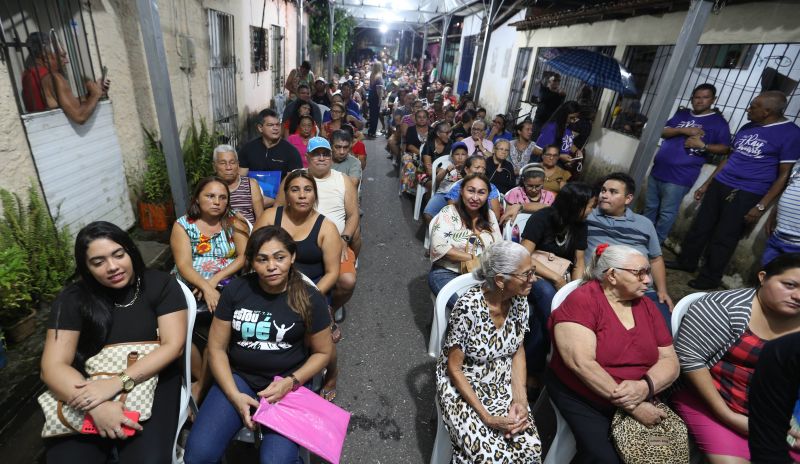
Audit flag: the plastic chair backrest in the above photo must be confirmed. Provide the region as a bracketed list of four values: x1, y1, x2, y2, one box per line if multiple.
[502, 212, 532, 241]
[429, 156, 450, 195]
[433, 273, 482, 356]
[174, 280, 197, 463]
[244, 217, 254, 234]
[671, 292, 707, 338]
[550, 279, 582, 312]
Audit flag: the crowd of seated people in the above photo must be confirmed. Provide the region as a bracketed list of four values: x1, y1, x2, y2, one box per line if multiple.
[38, 55, 800, 464]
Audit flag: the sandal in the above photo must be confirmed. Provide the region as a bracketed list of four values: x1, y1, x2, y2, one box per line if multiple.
[321, 388, 337, 402]
[328, 306, 343, 343]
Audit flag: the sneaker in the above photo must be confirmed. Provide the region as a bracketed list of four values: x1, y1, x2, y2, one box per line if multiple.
[665, 260, 696, 272]
[688, 278, 720, 290]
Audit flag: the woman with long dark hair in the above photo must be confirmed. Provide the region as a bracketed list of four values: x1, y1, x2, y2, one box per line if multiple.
[283, 100, 317, 139]
[429, 173, 502, 306]
[286, 115, 315, 168]
[534, 100, 583, 170]
[184, 226, 333, 464]
[41, 221, 187, 463]
[520, 182, 596, 379]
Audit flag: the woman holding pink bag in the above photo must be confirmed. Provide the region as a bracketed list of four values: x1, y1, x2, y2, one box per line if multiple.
[184, 226, 333, 463]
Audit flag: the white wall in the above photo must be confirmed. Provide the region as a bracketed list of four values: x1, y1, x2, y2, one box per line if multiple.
[476, 10, 526, 118]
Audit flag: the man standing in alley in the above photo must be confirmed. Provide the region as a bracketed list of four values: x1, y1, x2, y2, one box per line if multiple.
[762, 157, 800, 265]
[532, 73, 565, 139]
[285, 60, 314, 99]
[644, 83, 731, 244]
[667, 91, 800, 289]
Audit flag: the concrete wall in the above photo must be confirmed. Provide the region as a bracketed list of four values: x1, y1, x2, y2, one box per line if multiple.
[476, 10, 526, 118]
[0, 0, 302, 212]
[514, 1, 800, 285]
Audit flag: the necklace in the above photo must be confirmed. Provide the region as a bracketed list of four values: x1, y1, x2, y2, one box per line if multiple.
[114, 277, 141, 308]
[555, 230, 570, 247]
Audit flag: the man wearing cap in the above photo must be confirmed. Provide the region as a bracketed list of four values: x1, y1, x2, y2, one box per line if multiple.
[311, 77, 331, 107]
[276, 136, 360, 313]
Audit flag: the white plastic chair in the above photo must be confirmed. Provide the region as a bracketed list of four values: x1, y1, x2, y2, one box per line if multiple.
[502, 212, 532, 241]
[173, 280, 198, 464]
[543, 279, 581, 464]
[414, 155, 449, 221]
[429, 273, 482, 464]
[671, 292, 707, 338]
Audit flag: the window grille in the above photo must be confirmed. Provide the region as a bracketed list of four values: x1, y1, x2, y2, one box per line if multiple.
[271, 24, 283, 93]
[250, 25, 267, 73]
[603, 43, 800, 142]
[527, 45, 615, 110]
[0, 0, 102, 115]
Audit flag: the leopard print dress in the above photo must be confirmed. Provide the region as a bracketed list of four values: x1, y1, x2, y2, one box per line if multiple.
[436, 285, 542, 463]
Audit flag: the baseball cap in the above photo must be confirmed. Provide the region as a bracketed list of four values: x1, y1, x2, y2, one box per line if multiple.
[306, 136, 331, 154]
[315, 77, 326, 84]
[451, 141, 468, 153]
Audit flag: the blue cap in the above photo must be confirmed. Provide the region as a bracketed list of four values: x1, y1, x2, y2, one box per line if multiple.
[451, 141, 468, 153]
[306, 136, 331, 154]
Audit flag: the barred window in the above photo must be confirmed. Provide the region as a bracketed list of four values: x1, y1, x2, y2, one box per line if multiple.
[250, 25, 267, 73]
[0, 0, 103, 115]
[527, 45, 615, 109]
[271, 25, 283, 92]
[696, 44, 756, 70]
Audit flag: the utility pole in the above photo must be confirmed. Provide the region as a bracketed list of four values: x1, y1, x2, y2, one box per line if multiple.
[136, 0, 189, 216]
[420, 27, 428, 72]
[409, 27, 416, 65]
[628, 0, 714, 202]
[297, 0, 304, 64]
[437, 15, 451, 82]
[328, 0, 334, 79]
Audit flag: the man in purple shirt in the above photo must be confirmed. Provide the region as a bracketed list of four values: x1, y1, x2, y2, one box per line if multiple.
[668, 91, 800, 289]
[644, 83, 731, 244]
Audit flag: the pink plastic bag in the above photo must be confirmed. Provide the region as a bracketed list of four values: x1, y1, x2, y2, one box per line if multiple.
[252, 376, 351, 464]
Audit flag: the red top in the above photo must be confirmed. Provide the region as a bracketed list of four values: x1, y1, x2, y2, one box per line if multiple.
[352, 140, 366, 158]
[548, 280, 673, 407]
[710, 328, 764, 415]
[22, 65, 50, 112]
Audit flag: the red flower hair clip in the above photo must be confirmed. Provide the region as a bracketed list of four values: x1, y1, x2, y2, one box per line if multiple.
[596, 243, 610, 257]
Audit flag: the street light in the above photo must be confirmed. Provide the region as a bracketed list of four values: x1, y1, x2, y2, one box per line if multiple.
[379, 24, 388, 34]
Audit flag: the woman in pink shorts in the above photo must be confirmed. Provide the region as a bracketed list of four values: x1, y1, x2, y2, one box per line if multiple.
[672, 253, 800, 463]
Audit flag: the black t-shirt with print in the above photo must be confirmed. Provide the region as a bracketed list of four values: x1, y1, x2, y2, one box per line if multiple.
[522, 207, 588, 261]
[214, 273, 329, 391]
[238, 137, 303, 179]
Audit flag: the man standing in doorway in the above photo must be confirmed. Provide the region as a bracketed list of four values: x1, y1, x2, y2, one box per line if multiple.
[668, 91, 800, 289]
[644, 83, 731, 244]
[532, 73, 566, 139]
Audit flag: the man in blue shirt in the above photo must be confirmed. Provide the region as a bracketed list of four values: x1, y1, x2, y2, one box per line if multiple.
[668, 91, 800, 289]
[644, 83, 731, 244]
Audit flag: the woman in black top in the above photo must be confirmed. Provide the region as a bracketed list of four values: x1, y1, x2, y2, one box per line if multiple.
[41, 221, 187, 463]
[184, 226, 333, 464]
[485, 139, 516, 194]
[420, 121, 452, 190]
[519, 182, 596, 377]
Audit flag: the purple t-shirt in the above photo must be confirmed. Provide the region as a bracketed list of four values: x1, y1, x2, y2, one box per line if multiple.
[536, 122, 574, 154]
[715, 120, 800, 195]
[650, 109, 731, 187]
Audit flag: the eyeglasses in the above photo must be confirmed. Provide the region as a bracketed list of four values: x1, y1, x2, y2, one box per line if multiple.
[471, 127, 484, 132]
[614, 267, 652, 281]
[507, 268, 537, 281]
[309, 152, 332, 159]
[524, 184, 544, 191]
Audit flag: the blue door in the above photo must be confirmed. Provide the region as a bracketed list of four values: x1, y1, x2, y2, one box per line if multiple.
[457, 35, 477, 94]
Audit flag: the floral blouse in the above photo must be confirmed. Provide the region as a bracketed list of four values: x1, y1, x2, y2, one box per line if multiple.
[430, 204, 502, 273]
[172, 215, 236, 281]
[509, 139, 538, 173]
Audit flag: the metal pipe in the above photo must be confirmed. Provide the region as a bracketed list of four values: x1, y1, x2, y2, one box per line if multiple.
[135, 0, 189, 215]
[474, 0, 499, 102]
[409, 28, 416, 65]
[328, 0, 334, 79]
[298, 0, 303, 64]
[628, 0, 714, 203]
[420, 27, 428, 72]
[436, 14, 451, 82]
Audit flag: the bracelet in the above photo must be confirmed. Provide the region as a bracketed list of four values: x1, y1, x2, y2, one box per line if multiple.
[642, 374, 655, 401]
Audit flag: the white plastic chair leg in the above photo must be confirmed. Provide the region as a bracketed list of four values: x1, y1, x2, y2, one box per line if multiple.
[427, 293, 439, 357]
[543, 398, 576, 464]
[423, 227, 430, 250]
[413, 184, 425, 221]
[429, 402, 453, 464]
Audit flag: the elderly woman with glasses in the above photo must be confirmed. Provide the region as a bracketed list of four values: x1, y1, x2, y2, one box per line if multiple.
[436, 241, 543, 463]
[547, 244, 679, 463]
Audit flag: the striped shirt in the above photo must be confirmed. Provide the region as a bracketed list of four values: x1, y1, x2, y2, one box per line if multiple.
[775, 160, 800, 245]
[674, 288, 754, 373]
[229, 176, 255, 225]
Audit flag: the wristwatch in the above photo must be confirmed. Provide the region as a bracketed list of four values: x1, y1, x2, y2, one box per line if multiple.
[289, 374, 301, 392]
[756, 203, 766, 212]
[341, 234, 352, 243]
[118, 372, 135, 393]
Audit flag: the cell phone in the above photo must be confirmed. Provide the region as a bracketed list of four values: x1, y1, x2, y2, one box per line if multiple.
[81, 410, 140, 436]
[100, 65, 108, 82]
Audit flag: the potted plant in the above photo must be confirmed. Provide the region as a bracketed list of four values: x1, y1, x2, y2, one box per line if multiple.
[138, 128, 174, 231]
[0, 244, 35, 343]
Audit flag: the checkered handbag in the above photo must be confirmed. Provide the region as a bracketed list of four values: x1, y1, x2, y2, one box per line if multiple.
[38, 341, 160, 438]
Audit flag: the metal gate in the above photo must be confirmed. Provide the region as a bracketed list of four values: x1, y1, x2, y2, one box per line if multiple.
[506, 47, 533, 117]
[208, 9, 238, 148]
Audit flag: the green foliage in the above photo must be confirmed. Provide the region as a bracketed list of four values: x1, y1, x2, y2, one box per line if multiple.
[309, 2, 355, 58]
[0, 244, 33, 326]
[0, 185, 74, 323]
[142, 128, 171, 204]
[182, 119, 218, 191]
